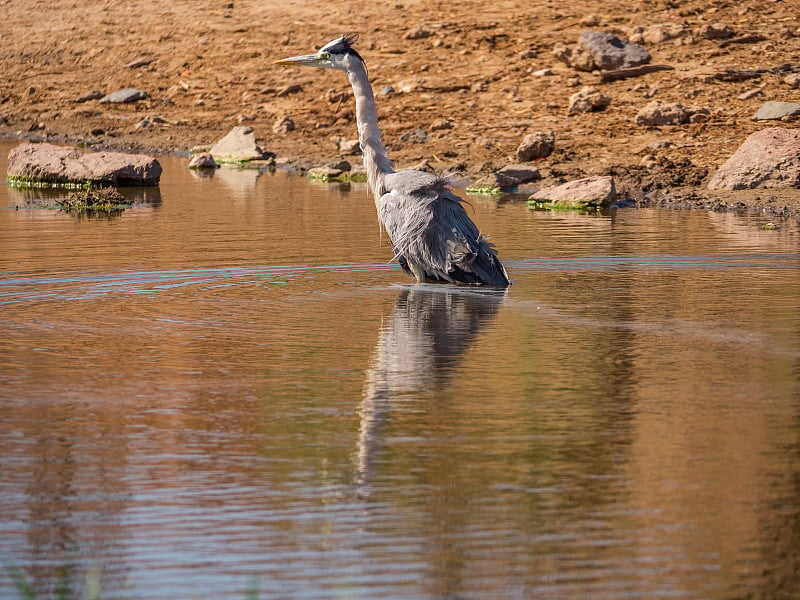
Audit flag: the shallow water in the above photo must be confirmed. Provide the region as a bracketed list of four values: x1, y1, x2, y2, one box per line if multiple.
[1, 142, 800, 599]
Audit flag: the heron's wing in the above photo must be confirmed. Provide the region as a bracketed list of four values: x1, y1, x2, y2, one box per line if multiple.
[381, 171, 510, 285]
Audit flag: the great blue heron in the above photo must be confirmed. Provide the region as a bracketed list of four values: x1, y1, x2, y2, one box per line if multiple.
[276, 34, 510, 286]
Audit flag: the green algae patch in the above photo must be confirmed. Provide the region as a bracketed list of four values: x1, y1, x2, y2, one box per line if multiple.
[7, 175, 92, 190]
[57, 187, 131, 214]
[465, 184, 502, 196]
[526, 199, 601, 212]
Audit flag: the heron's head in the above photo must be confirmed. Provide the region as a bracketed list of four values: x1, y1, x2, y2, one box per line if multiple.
[275, 34, 363, 71]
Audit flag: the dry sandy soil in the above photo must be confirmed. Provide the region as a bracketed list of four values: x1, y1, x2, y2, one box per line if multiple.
[2, 0, 800, 216]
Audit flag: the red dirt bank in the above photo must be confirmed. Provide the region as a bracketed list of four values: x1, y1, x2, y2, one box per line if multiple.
[2, 0, 800, 216]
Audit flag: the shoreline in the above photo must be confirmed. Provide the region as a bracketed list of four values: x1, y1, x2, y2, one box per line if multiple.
[5, 131, 800, 222]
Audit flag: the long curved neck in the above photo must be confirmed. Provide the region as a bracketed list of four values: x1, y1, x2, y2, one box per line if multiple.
[344, 56, 394, 202]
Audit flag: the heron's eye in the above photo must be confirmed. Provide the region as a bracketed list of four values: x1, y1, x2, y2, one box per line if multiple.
[319, 52, 331, 60]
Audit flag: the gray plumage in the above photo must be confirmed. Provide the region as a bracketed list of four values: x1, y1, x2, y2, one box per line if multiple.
[276, 34, 510, 286]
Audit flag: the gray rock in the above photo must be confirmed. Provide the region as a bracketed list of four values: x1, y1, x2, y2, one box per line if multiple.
[578, 30, 651, 71]
[635, 100, 690, 125]
[7, 142, 162, 186]
[209, 126, 265, 163]
[497, 164, 541, 184]
[188, 152, 219, 170]
[332, 136, 361, 155]
[708, 127, 800, 190]
[471, 172, 520, 192]
[568, 86, 611, 114]
[751, 101, 800, 121]
[377, 85, 396, 97]
[529, 175, 616, 207]
[75, 90, 105, 103]
[326, 160, 352, 172]
[99, 88, 147, 103]
[516, 131, 556, 161]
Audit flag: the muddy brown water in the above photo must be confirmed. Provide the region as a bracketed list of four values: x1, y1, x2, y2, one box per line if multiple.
[1, 142, 800, 599]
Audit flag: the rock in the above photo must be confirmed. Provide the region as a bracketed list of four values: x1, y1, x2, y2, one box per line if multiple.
[600, 64, 674, 83]
[397, 79, 424, 93]
[99, 88, 147, 103]
[188, 152, 218, 169]
[529, 175, 616, 207]
[738, 87, 765, 100]
[698, 22, 735, 40]
[751, 101, 800, 121]
[377, 85, 396, 97]
[470, 81, 488, 93]
[568, 86, 611, 114]
[272, 116, 295, 134]
[209, 126, 265, 163]
[516, 131, 555, 161]
[552, 42, 596, 72]
[639, 154, 659, 168]
[497, 164, 541, 184]
[75, 90, 105, 103]
[7, 142, 162, 186]
[708, 127, 800, 190]
[578, 30, 651, 71]
[532, 68, 554, 77]
[326, 89, 349, 103]
[58, 187, 129, 212]
[400, 127, 429, 143]
[429, 118, 453, 131]
[519, 48, 538, 59]
[307, 165, 348, 180]
[784, 74, 800, 88]
[580, 14, 601, 27]
[404, 26, 434, 40]
[326, 160, 352, 172]
[688, 106, 711, 123]
[125, 57, 153, 68]
[276, 84, 302, 97]
[635, 100, 690, 125]
[332, 136, 361, 155]
[471, 172, 520, 192]
[629, 23, 689, 45]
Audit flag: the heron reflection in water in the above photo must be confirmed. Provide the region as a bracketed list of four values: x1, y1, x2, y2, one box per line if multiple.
[355, 286, 505, 491]
[276, 35, 510, 287]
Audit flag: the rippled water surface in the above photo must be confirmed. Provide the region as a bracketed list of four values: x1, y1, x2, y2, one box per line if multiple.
[2, 143, 800, 599]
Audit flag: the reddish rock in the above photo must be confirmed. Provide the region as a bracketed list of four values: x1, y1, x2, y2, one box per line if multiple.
[708, 128, 800, 190]
[568, 86, 611, 114]
[7, 142, 162, 186]
[529, 175, 616, 207]
[516, 131, 556, 161]
[635, 100, 690, 126]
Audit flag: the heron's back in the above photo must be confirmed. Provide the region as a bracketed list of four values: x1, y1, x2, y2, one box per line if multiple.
[380, 170, 510, 286]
